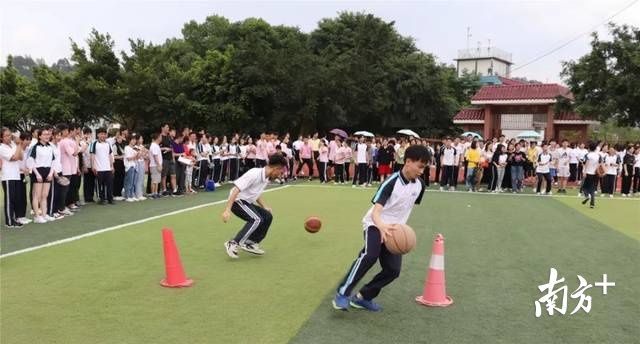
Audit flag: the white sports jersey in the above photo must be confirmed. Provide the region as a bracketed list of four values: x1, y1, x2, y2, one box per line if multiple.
[232, 167, 269, 203]
[363, 171, 425, 230]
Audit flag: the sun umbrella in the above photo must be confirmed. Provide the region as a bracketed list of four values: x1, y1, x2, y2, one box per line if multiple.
[354, 131, 374, 138]
[329, 128, 348, 138]
[461, 131, 483, 140]
[516, 130, 542, 139]
[396, 129, 420, 138]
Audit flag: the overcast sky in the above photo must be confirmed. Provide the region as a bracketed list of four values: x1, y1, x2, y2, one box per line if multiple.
[2, 0, 639, 83]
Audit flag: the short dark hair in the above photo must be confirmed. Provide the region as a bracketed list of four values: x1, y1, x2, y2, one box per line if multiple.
[83, 127, 92, 134]
[268, 153, 287, 167]
[96, 127, 107, 134]
[20, 132, 32, 141]
[404, 145, 430, 163]
[56, 123, 69, 132]
[152, 132, 162, 141]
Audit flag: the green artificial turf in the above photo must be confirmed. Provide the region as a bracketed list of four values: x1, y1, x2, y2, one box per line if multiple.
[1, 184, 638, 344]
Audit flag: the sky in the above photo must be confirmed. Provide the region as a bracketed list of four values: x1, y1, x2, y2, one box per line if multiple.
[1, 0, 639, 83]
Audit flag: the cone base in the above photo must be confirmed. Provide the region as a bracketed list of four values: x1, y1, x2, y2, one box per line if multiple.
[160, 278, 194, 288]
[415, 295, 453, 307]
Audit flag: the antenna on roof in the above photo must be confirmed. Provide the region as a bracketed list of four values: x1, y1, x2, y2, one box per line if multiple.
[466, 27, 472, 50]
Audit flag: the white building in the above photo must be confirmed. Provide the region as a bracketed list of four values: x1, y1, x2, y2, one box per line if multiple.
[455, 46, 513, 78]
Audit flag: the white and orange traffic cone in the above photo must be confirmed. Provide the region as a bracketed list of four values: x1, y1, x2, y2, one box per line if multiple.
[416, 233, 453, 307]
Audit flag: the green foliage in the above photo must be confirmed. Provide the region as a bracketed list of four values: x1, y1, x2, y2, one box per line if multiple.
[2, 13, 483, 136]
[562, 23, 640, 126]
[589, 118, 640, 143]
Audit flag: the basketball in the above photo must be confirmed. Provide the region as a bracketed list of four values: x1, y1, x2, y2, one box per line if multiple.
[384, 224, 416, 255]
[304, 216, 322, 233]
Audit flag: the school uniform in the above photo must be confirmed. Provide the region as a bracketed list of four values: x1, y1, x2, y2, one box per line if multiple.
[440, 147, 457, 188]
[336, 171, 425, 302]
[582, 152, 601, 206]
[227, 144, 240, 181]
[621, 153, 635, 195]
[82, 139, 96, 202]
[603, 155, 620, 195]
[90, 140, 114, 203]
[228, 168, 273, 245]
[536, 152, 552, 194]
[353, 143, 369, 186]
[112, 141, 126, 197]
[0, 142, 23, 226]
[633, 153, 640, 194]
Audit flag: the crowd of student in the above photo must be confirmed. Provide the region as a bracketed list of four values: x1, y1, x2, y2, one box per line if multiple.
[1, 123, 639, 228]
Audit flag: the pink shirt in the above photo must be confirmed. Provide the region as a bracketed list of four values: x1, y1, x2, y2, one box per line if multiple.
[335, 147, 347, 164]
[329, 140, 339, 161]
[59, 137, 78, 175]
[266, 141, 276, 157]
[299, 143, 312, 159]
[318, 147, 329, 162]
[246, 144, 256, 159]
[256, 140, 267, 160]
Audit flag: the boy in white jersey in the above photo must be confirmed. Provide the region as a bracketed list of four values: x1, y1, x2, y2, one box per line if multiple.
[333, 145, 429, 312]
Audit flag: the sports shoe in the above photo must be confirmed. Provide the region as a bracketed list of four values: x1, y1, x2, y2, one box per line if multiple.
[17, 217, 32, 224]
[45, 214, 57, 221]
[582, 197, 590, 205]
[224, 241, 239, 259]
[126, 198, 136, 202]
[7, 224, 23, 229]
[137, 196, 147, 201]
[240, 241, 265, 255]
[113, 196, 125, 201]
[34, 216, 47, 224]
[350, 295, 382, 312]
[332, 293, 350, 311]
[62, 208, 74, 216]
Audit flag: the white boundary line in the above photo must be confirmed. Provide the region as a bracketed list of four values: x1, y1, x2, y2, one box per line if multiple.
[0, 185, 291, 260]
[291, 184, 640, 201]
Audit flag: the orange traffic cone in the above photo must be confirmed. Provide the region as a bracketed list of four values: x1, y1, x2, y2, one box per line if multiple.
[160, 228, 193, 288]
[415, 233, 453, 307]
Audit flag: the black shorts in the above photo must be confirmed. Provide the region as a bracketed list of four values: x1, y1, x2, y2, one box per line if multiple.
[162, 159, 176, 177]
[31, 167, 51, 183]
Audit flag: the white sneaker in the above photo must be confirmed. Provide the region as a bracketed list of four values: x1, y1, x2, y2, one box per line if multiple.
[44, 215, 57, 222]
[352, 185, 356, 188]
[34, 216, 47, 224]
[69, 204, 79, 210]
[367, 183, 372, 187]
[224, 241, 239, 259]
[439, 187, 444, 191]
[62, 208, 73, 216]
[137, 196, 147, 201]
[125, 198, 135, 202]
[240, 241, 265, 255]
[215, 183, 221, 187]
[449, 187, 455, 191]
[113, 196, 125, 201]
[609, 194, 613, 198]
[17, 217, 32, 224]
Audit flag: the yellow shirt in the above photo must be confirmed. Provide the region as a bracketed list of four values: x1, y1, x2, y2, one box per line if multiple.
[310, 139, 320, 151]
[465, 148, 481, 168]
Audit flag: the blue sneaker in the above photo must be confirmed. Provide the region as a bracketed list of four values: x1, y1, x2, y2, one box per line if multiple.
[332, 293, 350, 311]
[350, 296, 382, 312]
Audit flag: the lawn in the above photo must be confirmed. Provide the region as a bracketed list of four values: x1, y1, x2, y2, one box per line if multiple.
[1, 183, 638, 343]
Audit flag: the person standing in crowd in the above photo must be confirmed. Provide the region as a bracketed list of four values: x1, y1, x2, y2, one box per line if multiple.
[480, 142, 493, 191]
[310, 132, 320, 176]
[439, 138, 457, 191]
[569, 142, 579, 182]
[377, 139, 395, 182]
[343, 139, 353, 182]
[536, 144, 553, 195]
[548, 140, 559, 187]
[434, 141, 443, 184]
[581, 142, 602, 208]
[394, 139, 406, 173]
[244, 137, 256, 172]
[123, 134, 139, 202]
[27, 128, 55, 223]
[296, 136, 313, 181]
[228, 136, 240, 181]
[111, 129, 126, 201]
[135, 135, 147, 200]
[602, 147, 620, 198]
[620, 145, 635, 197]
[353, 136, 369, 187]
[1, 127, 25, 228]
[334, 140, 347, 184]
[159, 124, 176, 197]
[328, 135, 340, 180]
[172, 134, 186, 195]
[16, 132, 32, 224]
[491, 144, 508, 192]
[317, 140, 329, 184]
[58, 124, 79, 213]
[81, 127, 95, 203]
[633, 145, 640, 196]
[90, 128, 114, 205]
[510, 143, 526, 193]
[464, 141, 481, 192]
[556, 139, 571, 193]
[48, 128, 69, 219]
[210, 136, 222, 187]
[148, 133, 163, 198]
[195, 134, 210, 188]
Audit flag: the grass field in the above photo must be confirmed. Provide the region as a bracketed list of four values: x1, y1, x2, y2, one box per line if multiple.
[1, 182, 639, 344]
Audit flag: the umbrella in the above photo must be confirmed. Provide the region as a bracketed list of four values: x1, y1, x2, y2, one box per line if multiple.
[329, 128, 348, 138]
[396, 129, 420, 138]
[516, 130, 542, 139]
[354, 131, 374, 138]
[461, 131, 483, 140]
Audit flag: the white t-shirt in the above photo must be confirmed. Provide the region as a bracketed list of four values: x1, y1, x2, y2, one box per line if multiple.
[363, 171, 425, 229]
[90, 141, 113, 172]
[583, 152, 601, 175]
[635, 154, 640, 168]
[149, 142, 162, 167]
[498, 153, 508, 165]
[356, 143, 368, 163]
[292, 140, 303, 150]
[124, 145, 137, 170]
[27, 142, 55, 168]
[0, 142, 21, 180]
[441, 147, 457, 166]
[455, 144, 465, 164]
[536, 153, 552, 173]
[51, 143, 62, 173]
[569, 148, 580, 164]
[604, 155, 620, 175]
[232, 167, 269, 203]
[556, 148, 570, 168]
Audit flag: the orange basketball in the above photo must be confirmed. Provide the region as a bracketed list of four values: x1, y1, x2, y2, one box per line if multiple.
[384, 224, 416, 255]
[304, 216, 322, 233]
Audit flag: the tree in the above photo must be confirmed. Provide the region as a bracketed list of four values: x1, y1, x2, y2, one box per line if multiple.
[561, 23, 640, 126]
